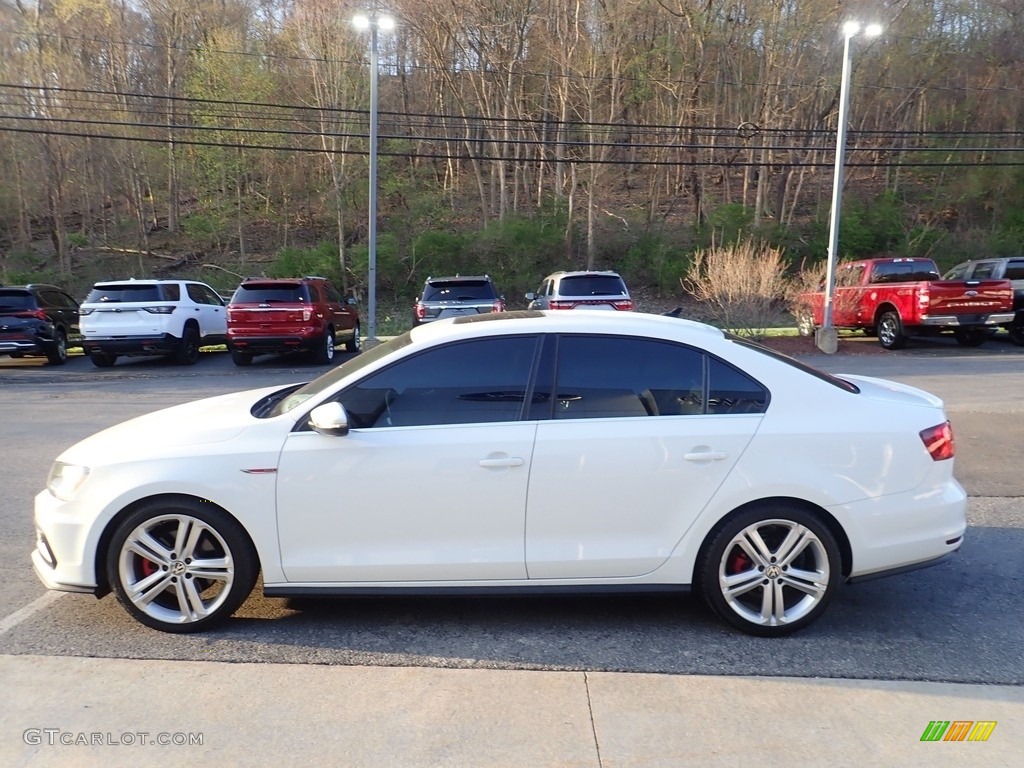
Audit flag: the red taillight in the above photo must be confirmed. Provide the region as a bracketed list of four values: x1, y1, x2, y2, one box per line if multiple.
[414, 302, 426, 319]
[493, 300, 505, 313]
[920, 421, 955, 461]
[614, 299, 634, 311]
[548, 300, 575, 310]
[15, 310, 50, 321]
[302, 308, 313, 322]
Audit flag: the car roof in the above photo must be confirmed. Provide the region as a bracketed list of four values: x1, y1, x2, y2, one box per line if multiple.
[547, 270, 623, 278]
[409, 309, 723, 345]
[424, 275, 492, 283]
[90, 278, 201, 286]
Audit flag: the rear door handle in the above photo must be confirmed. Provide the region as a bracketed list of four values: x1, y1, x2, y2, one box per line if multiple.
[479, 457, 524, 468]
[684, 451, 728, 462]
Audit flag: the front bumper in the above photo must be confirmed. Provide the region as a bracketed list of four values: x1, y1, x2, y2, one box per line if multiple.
[31, 489, 102, 594]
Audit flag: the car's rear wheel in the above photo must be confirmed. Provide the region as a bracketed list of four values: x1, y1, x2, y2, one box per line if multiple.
[230, 348, 253, 366]
[1007, 324, 1024, 347]
[344, 322, 361, 353]
[46, 330, 68, 365]
[953, 328, 988, 347]
[174, 324, 200, 365]
[106, 498, 258, 633]
[876, 311, 908, 350]
[314, 326, 335, 364]
[90, 352, 117, 368]
[698, 505, 841, 637]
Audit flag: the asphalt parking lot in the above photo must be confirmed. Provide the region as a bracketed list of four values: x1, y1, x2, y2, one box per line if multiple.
[1, 338, 1021, 765]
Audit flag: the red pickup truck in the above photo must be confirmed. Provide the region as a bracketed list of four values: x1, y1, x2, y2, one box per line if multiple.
[797, 257, 1015, 349]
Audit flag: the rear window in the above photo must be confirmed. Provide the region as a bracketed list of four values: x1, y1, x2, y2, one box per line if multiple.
[231, 283, 309, 303]
[1005, 260, 1024, 281]
[728, 335, 861, 394]
[0, 290, 35, 309]
[869, 261, 940, 284]
[85, 283, 177, 302]
[422, 280, 496, 301]
[558, 275, 628, 297]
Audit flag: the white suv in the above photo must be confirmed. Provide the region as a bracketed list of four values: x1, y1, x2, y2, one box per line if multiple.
[79, 279, 227, 367]
[525, 270, 633, 311]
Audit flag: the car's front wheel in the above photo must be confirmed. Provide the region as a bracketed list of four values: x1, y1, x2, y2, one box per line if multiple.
[107, 497, 258, 633]
[46, 329, 68, 365]
[344, 321, 361, 353]
[698, 505, 841, 637]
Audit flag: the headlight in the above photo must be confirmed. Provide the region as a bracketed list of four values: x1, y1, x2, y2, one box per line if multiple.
[47, 462, 90, 501]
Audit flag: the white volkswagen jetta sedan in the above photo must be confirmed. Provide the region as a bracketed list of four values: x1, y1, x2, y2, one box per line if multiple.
[33, 310, 966, 636]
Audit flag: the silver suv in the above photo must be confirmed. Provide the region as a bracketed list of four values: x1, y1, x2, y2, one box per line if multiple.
[526, 270, 633, 311]
[79, 279, 227, 367]
[413, 275, 505, 326]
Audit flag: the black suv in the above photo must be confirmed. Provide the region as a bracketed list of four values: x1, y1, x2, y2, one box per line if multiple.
[413, 275, 506, 326]
[0, 284, 81, 365]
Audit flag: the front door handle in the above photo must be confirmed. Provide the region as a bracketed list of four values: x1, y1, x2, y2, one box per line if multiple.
[684, 451, 728, 462]
[479, 457, 524, 468]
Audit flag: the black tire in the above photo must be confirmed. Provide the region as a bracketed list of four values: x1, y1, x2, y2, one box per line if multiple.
[313, 325, 335, 364]
[45, 330, 68, 365]
[1008, 324, 1024, 347]
[230, 348, 253, 366]
[953, 328, 988, 347]
[90, 352, 117, 368]
[344, 322, 361, 353]
[106, 497, 258, 633]
[174, 324, 200, 365]
[876, 310, 908, 350]
[697, 504, 841, 637]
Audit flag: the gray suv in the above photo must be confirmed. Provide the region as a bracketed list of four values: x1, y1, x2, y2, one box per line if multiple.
[413, 275, 506, 326]
[526, 270, 633, 312]
[943, 257, 1024, 345]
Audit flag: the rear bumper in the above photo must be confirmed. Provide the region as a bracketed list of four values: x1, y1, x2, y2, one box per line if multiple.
[81, 334, 180, 356]
[919, 313, 1014, 327]
[0, 338, 47, 355]
[228, 334, 319, 354]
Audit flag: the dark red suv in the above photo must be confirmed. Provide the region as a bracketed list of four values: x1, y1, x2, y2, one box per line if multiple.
[226, 277, 360, 366]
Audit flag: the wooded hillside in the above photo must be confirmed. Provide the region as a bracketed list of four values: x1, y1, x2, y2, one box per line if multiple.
[2, 0, 1023, 301]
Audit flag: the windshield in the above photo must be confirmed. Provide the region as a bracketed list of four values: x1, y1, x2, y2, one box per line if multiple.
[266, 331, 415, 417]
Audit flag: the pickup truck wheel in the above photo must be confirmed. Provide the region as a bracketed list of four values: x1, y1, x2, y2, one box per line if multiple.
[230, 348, 253, 366]
[796, 311, 814, 338]
[1008, 324, 1024, 347]
[877, 311, 908, 350]
[953, 328, 988, 347]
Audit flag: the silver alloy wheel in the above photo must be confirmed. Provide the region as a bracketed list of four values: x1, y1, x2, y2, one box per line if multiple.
[117, 513, 235, 626]
[717, 518, 831, 628]
[878, 315, 897, 347]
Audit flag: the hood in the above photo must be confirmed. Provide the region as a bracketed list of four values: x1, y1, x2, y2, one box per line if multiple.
[58, 384, 288, 465]
[838, 374, 945, 409]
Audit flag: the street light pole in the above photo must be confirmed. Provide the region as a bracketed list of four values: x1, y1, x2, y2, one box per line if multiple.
[819, 21, 882, 353]
[353, 11, 393, 345]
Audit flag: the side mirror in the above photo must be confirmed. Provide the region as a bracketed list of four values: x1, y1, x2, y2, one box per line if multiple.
[308, 402, 350, 437]
[525, 292, 536, 301]
[347, 297, 359, 305]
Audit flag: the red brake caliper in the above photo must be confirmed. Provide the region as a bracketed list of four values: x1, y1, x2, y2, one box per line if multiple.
[138, 556, 158, 578]
[728, 549, 752, 574]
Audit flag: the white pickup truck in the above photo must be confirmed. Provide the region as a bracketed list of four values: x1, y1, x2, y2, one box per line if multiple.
[944, 257, 1024, 346]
